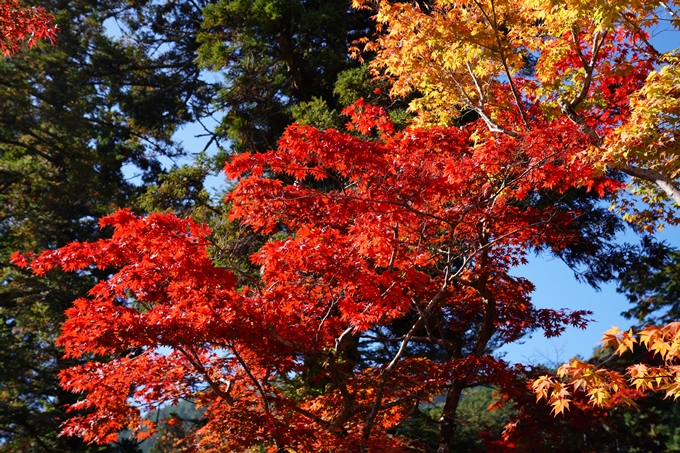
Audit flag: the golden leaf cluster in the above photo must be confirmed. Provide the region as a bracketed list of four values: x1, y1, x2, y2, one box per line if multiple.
[533, 323, 680, 413]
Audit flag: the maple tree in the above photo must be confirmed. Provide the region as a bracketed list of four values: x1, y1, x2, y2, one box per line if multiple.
[346, 0, 680, 429]
[14, 99, 617, 452]
[0, 0, 55, 56]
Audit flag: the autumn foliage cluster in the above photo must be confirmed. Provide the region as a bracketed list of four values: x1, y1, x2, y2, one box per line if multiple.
[8, 0, 680, 452]
[13, 101, 604, 450]
[534, 322, 680, 418]
[0, 0, 55, 56]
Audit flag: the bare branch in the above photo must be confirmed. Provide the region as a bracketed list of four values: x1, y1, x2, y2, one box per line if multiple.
[569, 30, 607, 110]
[557, 99, 601, 146]
[466, 61, 485, 105]
[388, 223, 399, 268]
[228, 342, 270, 412]
[484, 0, 531, 129]
[176, 346, 234, 405]
[446, 65, 519, 137]
[662, 2, 680, 22]
[333, 327, 355, 360]
[267, 324, 299, 349]
[620, 15, 661, 57]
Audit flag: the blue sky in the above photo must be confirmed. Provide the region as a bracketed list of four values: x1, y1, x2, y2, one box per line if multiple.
[499, 226, 679, 365]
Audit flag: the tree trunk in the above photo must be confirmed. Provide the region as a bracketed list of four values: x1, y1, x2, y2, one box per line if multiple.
[437, 277, 496, 453]
[437, 380, 466, 453]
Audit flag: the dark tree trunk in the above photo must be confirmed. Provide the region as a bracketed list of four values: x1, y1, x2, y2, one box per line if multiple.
[437, 380, 466, 453]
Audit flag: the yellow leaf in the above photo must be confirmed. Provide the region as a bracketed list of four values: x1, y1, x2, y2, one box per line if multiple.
[587, 388, 610, 406]
[550, 397, 571, 416]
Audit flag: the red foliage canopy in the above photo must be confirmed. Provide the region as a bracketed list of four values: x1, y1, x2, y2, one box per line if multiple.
[0, 0, 55, 56]
[14, 103, 619, 452]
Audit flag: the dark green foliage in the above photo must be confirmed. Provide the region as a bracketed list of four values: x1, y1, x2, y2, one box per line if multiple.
[453, 387, 515, 450]
[197, 0, 374, 152]
[333, 65, 413, 130]
[0, 1, 211, 451]
[606, 390, 680, 452]
[291, 97, 345, 130]
[617, 240, 680, 325]
[393, 387, 514, 452]
[333, 66, 382, 107]
[138, 152, 225, 219]
[291, 65, 413, 132]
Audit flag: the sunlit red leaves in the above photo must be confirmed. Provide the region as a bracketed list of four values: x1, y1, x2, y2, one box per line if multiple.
[13, 210, 238, 359]
[222, 103, 615, 445]
[251, 226, 419, 335]
[229, 107, 619, 280]
[59, 351, 194, 444]
[10, 212, 260, 444]
[14, 100, 620, 450]
[0, 0, 56, 56]
[341, 98, 395, 138]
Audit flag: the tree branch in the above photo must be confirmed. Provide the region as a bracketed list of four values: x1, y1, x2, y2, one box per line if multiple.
[569, 30, 607, 110]
[621, 165, 680, 205]
[228, 342, 270, 412]
[361, 286, 450, 439]
[176, 346, 234, 405]
[557, 99, 601, 146]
